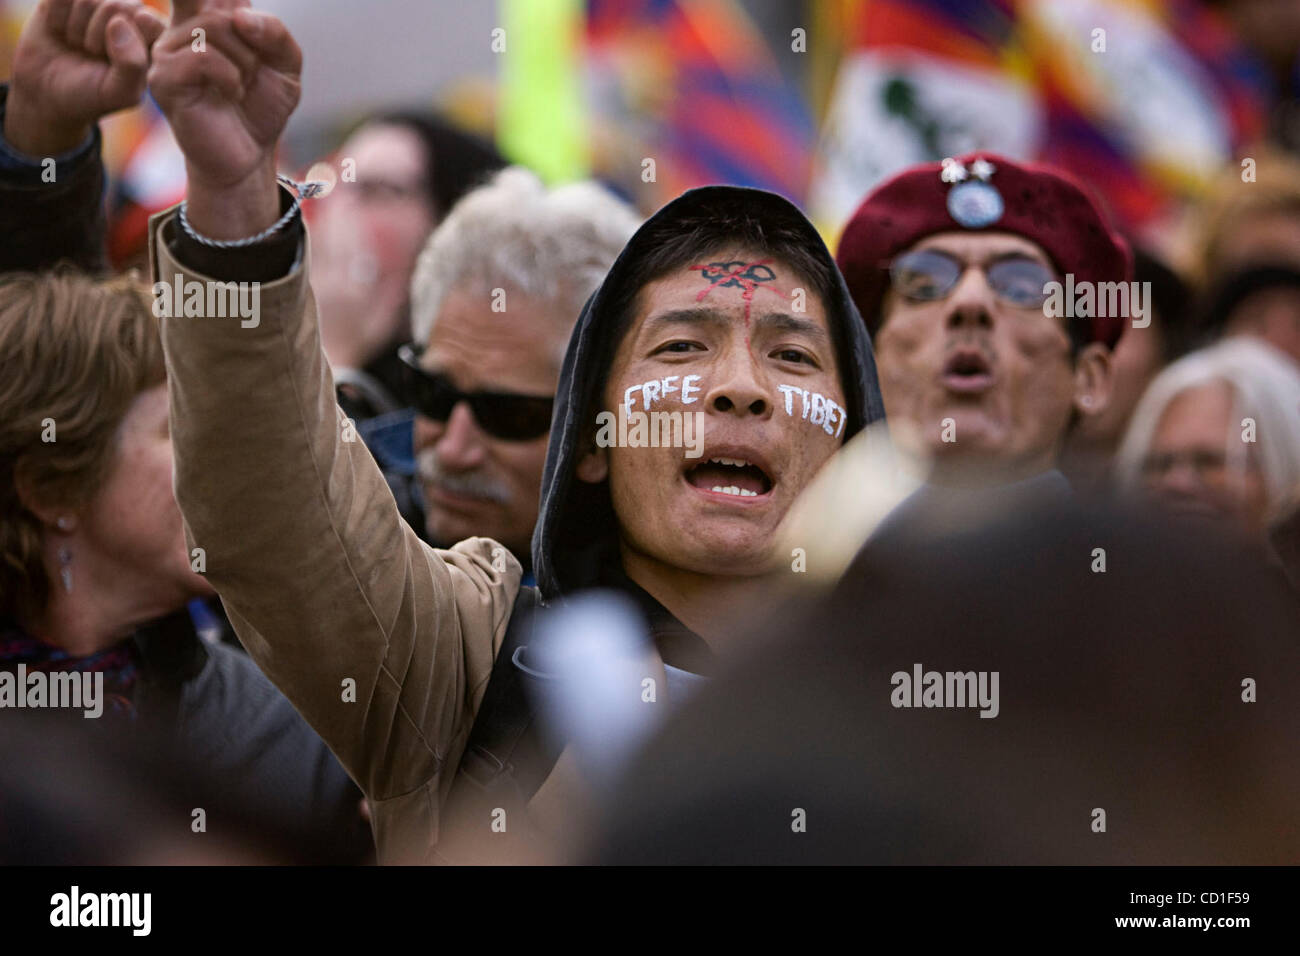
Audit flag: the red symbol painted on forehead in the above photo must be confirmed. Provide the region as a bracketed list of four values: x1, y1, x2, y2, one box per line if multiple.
[692, 259, 788, 324]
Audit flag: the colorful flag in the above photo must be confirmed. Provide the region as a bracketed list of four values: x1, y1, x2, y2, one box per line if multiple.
[498, 0, 590, 184]
[587, 0, 816, 205]
[810, 0, 1269, 241]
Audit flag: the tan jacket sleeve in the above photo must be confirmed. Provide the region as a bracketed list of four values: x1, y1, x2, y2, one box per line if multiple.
[149, 209, 521, 854]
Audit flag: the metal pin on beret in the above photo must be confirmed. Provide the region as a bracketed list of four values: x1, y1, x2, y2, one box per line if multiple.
[836, 152, 1133, 348]
[943, 157, 1003, 228]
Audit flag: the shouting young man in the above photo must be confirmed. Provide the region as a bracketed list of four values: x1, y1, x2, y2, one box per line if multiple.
[147, 1, 885, 861]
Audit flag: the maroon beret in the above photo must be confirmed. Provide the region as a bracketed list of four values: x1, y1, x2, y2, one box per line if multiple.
[835, 152, 1133, 348]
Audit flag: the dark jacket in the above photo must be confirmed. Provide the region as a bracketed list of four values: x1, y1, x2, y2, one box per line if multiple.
[0, 605, 369, 862]
[0, 85, 108, 275]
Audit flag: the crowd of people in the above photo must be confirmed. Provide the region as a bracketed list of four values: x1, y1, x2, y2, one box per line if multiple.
[2, 0, 1298, 865]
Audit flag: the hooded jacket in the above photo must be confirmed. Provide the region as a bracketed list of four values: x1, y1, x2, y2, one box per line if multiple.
[534, 185, 886, 602]
[154, 182, 883, 863]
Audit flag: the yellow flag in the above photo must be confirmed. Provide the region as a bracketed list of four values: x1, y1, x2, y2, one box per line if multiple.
[498, 0, 589, 183]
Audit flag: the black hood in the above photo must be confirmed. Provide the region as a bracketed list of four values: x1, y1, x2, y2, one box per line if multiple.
[531, 186, 887, 602]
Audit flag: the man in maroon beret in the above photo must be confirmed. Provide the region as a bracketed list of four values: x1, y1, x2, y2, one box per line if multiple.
[836, 152, 1133, 490]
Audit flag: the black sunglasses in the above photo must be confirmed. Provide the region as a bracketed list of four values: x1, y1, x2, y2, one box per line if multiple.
[397, 344, 554, 441]
[890, 249, 1057, 309]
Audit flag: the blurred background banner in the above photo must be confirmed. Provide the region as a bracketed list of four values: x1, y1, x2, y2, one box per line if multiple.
[499, 0, 588, 183]
[1, 0, 1289, 265]
[808, 0, 1269, 242]
[586, 0, 817, 202]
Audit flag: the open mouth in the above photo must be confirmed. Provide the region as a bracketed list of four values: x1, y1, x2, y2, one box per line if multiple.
[941, 348, 995, 393]
[684, 456, 774, 498]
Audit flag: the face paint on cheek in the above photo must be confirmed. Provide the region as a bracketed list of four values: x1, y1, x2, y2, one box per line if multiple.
[777, 384, 847, 438]
[600, 375, 708, 457]
[691, 260, 790, 328]
[623, 374, 703, 412]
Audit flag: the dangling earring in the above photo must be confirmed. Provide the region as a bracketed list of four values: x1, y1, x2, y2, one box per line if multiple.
[55, 516, 73, 593]
[57, 546, 73, 593]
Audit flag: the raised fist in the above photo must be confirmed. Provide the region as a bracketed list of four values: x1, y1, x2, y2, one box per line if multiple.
[4, 0, 165, 156]
[148, 0, 302, 237]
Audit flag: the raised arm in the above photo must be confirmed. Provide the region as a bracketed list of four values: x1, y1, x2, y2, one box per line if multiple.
[0, 0, 164, 272]
[147, 0, 520, 859]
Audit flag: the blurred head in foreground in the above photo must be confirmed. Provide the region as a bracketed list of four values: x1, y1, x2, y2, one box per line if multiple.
[1114, 337, 1300, 540]
[1202, 262, 1300, 367]
[590, 500, 1300, 863]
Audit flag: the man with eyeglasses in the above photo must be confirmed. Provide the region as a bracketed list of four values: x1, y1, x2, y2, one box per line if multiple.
[835, 153, 1130, 492]
[774, 155, 1132, 575]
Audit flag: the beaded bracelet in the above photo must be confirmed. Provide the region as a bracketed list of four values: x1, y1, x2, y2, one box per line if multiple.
[176, 174, 327, 249]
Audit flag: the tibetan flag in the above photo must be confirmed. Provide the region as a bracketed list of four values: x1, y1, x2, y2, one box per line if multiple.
[587, 0, 816, 205]
[498, 0, 590, 184]
[810, 0, 1269, 239]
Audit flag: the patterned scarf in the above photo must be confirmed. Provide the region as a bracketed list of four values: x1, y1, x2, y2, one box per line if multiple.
[0, 620, 141, 720]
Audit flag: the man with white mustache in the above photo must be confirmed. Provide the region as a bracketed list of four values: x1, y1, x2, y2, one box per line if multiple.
[400, 167, 640, 570]
[415, 445, 511, 507]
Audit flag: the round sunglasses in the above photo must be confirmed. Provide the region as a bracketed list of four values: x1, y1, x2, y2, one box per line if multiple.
[890, 249, 1057, 309]
[396, 344, 554, 441]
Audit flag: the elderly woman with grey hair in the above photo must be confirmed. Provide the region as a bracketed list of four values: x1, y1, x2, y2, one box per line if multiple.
[1114, 338, 1300, 574]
